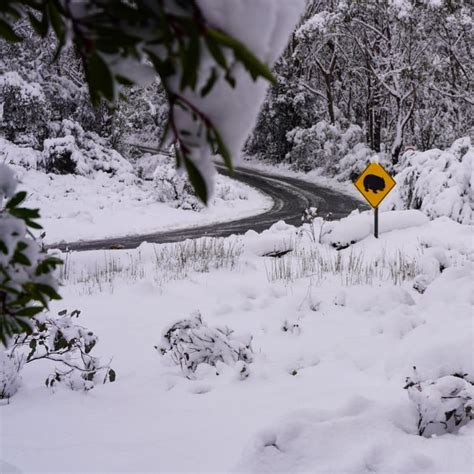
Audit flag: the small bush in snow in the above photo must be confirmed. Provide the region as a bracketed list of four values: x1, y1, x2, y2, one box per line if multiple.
[153, 161, 203, 211]
[299, 206, 332, 243]
[405, 372, 474, 437]
[151, 153, 249, 209]
[1, 309, 116, 398]
[157, 311, 253, 376]
[0, 164, 62, 344]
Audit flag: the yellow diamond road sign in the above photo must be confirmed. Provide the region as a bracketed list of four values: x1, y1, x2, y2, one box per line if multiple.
[354, 162, 396, 208]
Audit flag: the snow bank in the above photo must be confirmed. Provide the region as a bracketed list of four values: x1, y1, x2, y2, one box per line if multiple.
[236, 396, 474, 473]
[322, 209, 429, 248]
[383, 137, 473, 224]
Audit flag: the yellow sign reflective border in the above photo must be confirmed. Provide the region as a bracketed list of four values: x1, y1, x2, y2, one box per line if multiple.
[354, 162, 396, 208]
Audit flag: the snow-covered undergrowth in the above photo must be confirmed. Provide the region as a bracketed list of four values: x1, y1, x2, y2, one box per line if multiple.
[1, 310, 115, 399]
[2, 211, 472, 473]
[149, 153, 256, 211]
[158, 311, 253, 378]
[0, 122, 135, 181]
[383, 137, 473, 224]
[285, 120, 373, 179]
[2, 150, 271, 244]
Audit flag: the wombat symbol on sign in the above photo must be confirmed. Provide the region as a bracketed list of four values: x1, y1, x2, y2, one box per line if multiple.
[363, 174, 385, 194]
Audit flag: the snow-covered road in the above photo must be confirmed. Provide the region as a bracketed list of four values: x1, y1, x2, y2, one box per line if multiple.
[51, 165, 366, 252]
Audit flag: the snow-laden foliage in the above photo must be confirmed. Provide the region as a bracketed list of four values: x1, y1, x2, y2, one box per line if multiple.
[286, 121, 373, 177]
[1, 309, 116, 399]
[115, 81, 169, 155]
[384, 137, 473, 224]
[1, 124, 135, 183]
[153, 159, 203, 211]
[0, 163, 62, 344]
[405, 373, 474, 437]
[43, 120, 135, 181]
[157, 311, 253, 376]
[0, 71, 49, 147]
[0, 36, 104, 145]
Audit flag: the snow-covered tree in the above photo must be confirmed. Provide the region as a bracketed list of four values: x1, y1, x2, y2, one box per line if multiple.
[248, 0, 472, 171]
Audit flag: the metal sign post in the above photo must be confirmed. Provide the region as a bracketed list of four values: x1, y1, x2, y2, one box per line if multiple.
[353, 163, 396, 239]
[374, 207, 379, 238]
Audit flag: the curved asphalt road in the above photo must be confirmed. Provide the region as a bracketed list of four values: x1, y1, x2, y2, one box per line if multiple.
[51, 165, 366, 252]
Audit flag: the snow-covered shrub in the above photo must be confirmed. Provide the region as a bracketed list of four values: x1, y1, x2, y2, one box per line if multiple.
[135, 153, 163, 181]
[0, 138, 42, 170]
[43, 135, 80, 175]
[3, 309, 116, 397]
[405, 373, 474, 437]
[286, 121, 372, 176]
[153, 159, 203, 211]
[145, 152, 250, 209]
[214, 176, 250, 202]
[383, 137, 473, 224]
[412, 247, 449, 294]
[0, 163, 62, 344]
[42, 120, 135, 181]
[0, 351, 23, 399]
[0, 72, 49, 146]
[157, 311, 253, 376]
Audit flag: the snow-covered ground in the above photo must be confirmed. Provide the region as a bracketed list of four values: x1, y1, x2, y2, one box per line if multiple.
[12, 167, 272, 245]
[2, 211, 473, 473]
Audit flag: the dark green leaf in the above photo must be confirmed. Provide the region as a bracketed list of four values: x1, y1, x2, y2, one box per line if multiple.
[212, 127, 233, 174]
[27, 10, 49, 38]
[6, 191, 27, 209]
[201, 67, 218, 97]
[16, 306, 43, 317]
[207, 28, 275, 84]
[205, 36, 228, 70]
[0, 18, 22, 42]
[108, 368, 116, 382]
[13, 252, 32, 266]
[184, 157, 208, 204]
[85, 53, 114, 104]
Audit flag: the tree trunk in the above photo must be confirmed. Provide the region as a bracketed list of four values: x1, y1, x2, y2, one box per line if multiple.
[324, 72, 335, 124]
